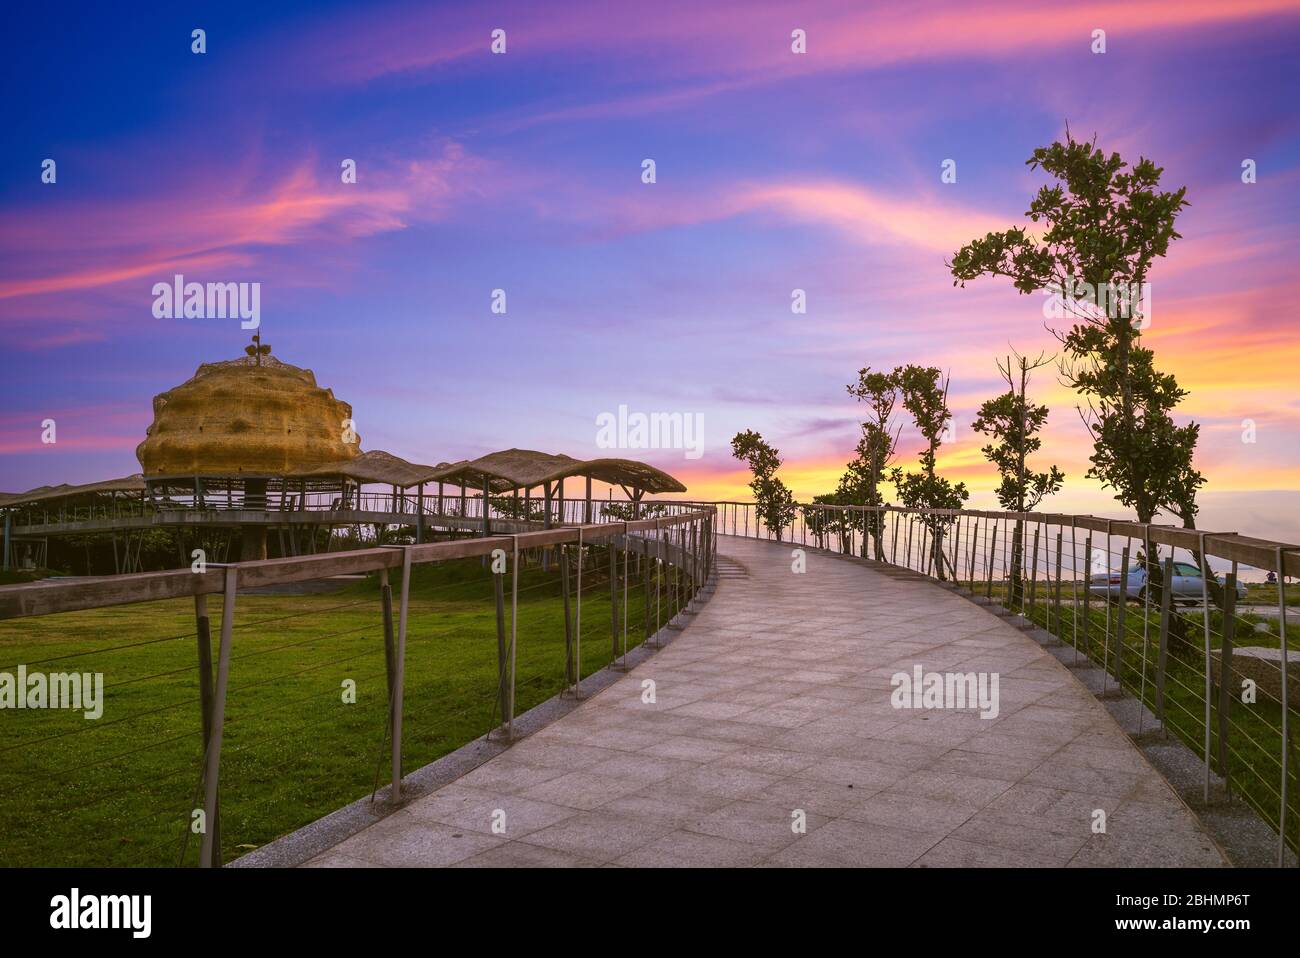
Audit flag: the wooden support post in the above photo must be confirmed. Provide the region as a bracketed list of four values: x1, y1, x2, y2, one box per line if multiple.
[1027, 524, 1040, 617]
[194, 595, 220, 868]
[1053, 531, 1064, 636]
[560, 546, 575, 685]
[391, 547, 411, 799]
[542, 482, 553, 573]
[610, 537, 619, 662]
[494, 561, 509, 725]
[584, 476, 592, 524]
[642, 539, 652, 645]
[482, 474, 491, 537]
[1155, 556, 1173, 730]
[380, 569, 396, 703]
[199, 567, 237, 868]
[1114, 545, 1130, 686]
[574, 530, 584, 692]
[1082, 534, 1093, 658]
[1217, 572, 1237, 794]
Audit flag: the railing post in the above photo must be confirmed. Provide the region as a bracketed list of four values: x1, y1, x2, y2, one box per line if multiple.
[193, 595, 220, 868]
[1155, 556, 1173, 731]
[199, 566, 237, 868]
[560, 545, 575, 685]
[984, 520, 995, 601]
[951, 516, 961, 585]
[574, 528, 584, 694]
[494, 557, 509, 723]
[609, 534, 619, 664]
[1082, 533, 1093, 660]
[380, 567, 396, 702]
[1217, 571, 1237, 797]
[1027, 524, 1040, 620]
[622, 533, 630, 661]
[1114, 544, 1129, 689]
[1195, 531, 1214, 804]
[508, 536, 519, 736]
[1052, 530, 1063, 636]
[391, 546, 411, 798]
[1276, 546, 1292, 867]
[654, 521, 662, 637]
[642, 536, 652, 647]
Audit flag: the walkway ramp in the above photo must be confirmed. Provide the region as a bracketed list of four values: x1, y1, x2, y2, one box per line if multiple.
[305, 536, 1225, 867]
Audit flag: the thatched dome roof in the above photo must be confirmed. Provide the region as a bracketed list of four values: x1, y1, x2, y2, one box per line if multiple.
[135, 350, 360, 476]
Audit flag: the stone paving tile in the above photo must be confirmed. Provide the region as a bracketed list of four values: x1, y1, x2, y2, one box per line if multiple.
[584, 752, 701, 784]
[948, 809, 1092, 863]
[764, 819, 940, 867]
[914, 837, 1061, 868]
[454, 760, 569, 795]
[598, 785, 734, 828]
[614, 829, 771, 867]
[838, 790, 980, 834]
[684, 799, 831, 851]
[453, 842, 597, 868]
[637, 734, 746, 762]
[884, 770, 1016, 808]
[326, 811, 504, 866]
[302, 851, 386, 868]
[420, 794, 580, 839]
[517, 810, 671, 863]
[304, 535, 1225, 868]
[518, 770, 646, 810]
[756, 775, 885, 818]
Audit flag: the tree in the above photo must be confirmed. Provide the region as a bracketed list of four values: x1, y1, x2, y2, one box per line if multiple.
[890, 364, 969, 579]
[601, 500, 668, 521]
[846, 367, 902, 559]
[949, 131, 1208, 652]
[970, 350, 1064, 604]
[489, 494, 547, 522]
[804, 449, 877, 556]
[731, 429, 797, 542]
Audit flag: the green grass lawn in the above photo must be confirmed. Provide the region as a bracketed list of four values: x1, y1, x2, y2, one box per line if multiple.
[0, 548, 689, 866]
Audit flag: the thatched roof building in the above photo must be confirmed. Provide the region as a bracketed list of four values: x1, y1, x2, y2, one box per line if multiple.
[136, 351, 359, 476]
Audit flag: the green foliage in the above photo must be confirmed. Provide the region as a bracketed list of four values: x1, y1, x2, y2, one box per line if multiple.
[488, 494, 547, 522]
[730, 429, 797, 541]
[600, 500, 668, 521]
[844, 367, 902, 557]
[970, 353, 1064, 513]
[889, 365, 969, 512]
[970, 352, 1063, 602]
[948, 131, 1201, 529]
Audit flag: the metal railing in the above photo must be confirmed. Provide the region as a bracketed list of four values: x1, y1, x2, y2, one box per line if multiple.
[702, 498, 1297, 865]
[0, 508, 716, 867]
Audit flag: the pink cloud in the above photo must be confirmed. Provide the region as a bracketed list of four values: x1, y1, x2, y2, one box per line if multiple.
[0, 142, 483, 308]
[271, 0, 1300, 120]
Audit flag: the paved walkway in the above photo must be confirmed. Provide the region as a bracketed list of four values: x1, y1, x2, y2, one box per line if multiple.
[305, 536, 1226, 868]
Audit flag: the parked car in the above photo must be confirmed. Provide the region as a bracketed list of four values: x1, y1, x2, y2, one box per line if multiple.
[1087, 561, 1248, 606]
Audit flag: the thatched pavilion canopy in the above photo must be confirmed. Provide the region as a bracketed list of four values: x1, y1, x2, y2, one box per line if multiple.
[428, 448, 687, 495]
[0, 475, 146, 508]
[289, 450, 457, 488]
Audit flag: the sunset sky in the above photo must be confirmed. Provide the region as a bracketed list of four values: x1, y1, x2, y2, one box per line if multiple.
[3, 1, 1298, 538]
